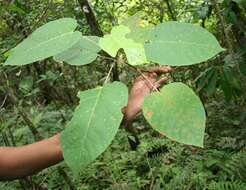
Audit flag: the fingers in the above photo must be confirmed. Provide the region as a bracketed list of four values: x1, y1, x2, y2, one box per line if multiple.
[148, 66, 173, 75]
[154, 77, 169, 89]
[137, 66, 172, 81]
[142, 67, 172, 90]
[135, 72, 157, 83]
[144, 72, 157, 80]
[133, 66, 172, 90]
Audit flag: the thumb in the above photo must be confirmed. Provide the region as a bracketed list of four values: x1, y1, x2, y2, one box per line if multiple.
[154, 77, 169, 89]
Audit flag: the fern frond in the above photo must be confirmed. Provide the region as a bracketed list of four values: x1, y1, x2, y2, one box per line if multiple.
[208, 181, 246, 190]
[223, 151, 246, 181]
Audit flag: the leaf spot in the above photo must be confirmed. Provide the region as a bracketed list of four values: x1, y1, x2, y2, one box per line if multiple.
[146, 111, 153, 119]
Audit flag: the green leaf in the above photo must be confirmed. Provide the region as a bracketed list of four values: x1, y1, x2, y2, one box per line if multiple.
[99, 25, 148, 65]
[196, 67, 214, 92]
[221, 76, 233, 101]
[54, 36, 101, 66]
[61, 82, 128, 175]
[239, 62, 246, 76]
[5, 18, 81, 66]
[205, 69, 218, 96]
[232, 0, 246, 10]
[127, 27, 153, 44]
[122, 12, 153, 43]
[19, 76, 33, 93]
[122, 12, 142, 32]
[8, 4, 26, 15]
[145, 22, 225, 66]
[197, 6, 210, 19]
[223, 66, 241, 90]
[143, 82, 206, 147]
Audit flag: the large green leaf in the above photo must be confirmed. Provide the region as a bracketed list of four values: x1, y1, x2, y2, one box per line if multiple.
[54, 36, 101, 66]
[143, 82, 206, 147]
[99, 25, 148, 65]
[145, 22, 225, 66]
[4, 18, 81, 66]
[61, 82, 128, 175]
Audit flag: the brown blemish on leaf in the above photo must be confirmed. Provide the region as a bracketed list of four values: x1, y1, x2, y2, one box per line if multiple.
[159, 132, 166, 136]
[170, 137, 177, 142]
[195, 121, 204, 128]
[146, 111, 153, 119]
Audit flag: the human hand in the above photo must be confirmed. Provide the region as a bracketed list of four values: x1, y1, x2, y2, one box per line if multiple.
[122, 66, 173, 123]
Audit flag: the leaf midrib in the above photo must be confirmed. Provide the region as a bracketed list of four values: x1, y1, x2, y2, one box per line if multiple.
[79, 87, 103, 162]
[147, 40, 219, 49]
[13, 31, 76, 56]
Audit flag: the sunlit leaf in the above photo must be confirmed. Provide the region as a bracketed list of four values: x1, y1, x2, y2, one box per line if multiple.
[145, 22, 225, 66]
[54, 36, 101, 66]
[61, 82, 128, 175]
[122, 12, 153, 43]
[143, 82, 206, 147]
[99, 25, 148, 65]
[5, 18, 81, 66]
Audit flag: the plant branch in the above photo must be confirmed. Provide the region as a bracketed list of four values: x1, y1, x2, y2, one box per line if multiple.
[0, 94, 8, 109]
[77, 0, 103, 36]
[104, 61, 116, 84]
[165, 0, 177, 21]
[211, 0, 234, 57]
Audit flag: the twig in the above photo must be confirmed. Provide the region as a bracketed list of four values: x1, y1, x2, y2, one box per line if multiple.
[102, 0, 118, 25]
[0, 94, 8, 109]
[97, 54, 116, 61]
[124, 61, 151, 73]
[211, 0, 234, 56]
[177, 0, 191, 18]
[138, 70, 159, 92]
[104, 61, 116, 84]
[164, 0, 177, 21]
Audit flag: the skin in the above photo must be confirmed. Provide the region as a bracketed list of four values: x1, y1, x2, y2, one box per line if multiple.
[0, 66, 172, 181]
[0, 134, 62, 180]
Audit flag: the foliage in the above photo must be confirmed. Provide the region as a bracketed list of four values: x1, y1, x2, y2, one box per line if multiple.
[99, 25, 148, 65]
[144, 22, 225, 66]
[143, 82, 206, 147]
[208, 181, 246, 190]
[61, 82, 128, 175]
[2, 12, 224, 173]
[4, 18, 81, 66]
[54, 36, 101, 66]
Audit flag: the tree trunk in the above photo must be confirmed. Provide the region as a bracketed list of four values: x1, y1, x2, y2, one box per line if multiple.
[165, 0, 177, 21]
[77, 0, 103, 36]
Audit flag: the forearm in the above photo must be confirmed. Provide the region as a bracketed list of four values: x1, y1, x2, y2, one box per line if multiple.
[0, 134, 63, 180]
